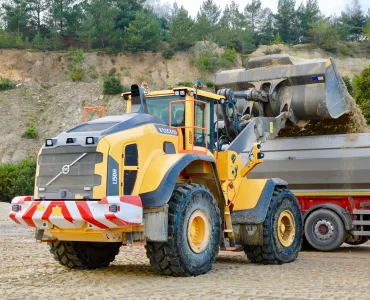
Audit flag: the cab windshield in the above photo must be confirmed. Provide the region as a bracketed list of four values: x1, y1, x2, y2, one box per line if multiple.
[145, 96, 185, 126]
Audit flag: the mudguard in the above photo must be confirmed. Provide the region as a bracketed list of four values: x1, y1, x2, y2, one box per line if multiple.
[139, 154, 218, 208]
[231, 178, 288, 225]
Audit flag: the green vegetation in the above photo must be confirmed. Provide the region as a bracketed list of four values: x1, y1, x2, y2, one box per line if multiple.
[196, 41, 219, 71]
[163, 48, 175, 59]
[263, 48, 283, 55]
[342, 76, 353, 94]
[0, 79, 15, 91]
[124, 11, 161, 52]
[103, 76, 124, 95]
[195, 41, 237, 71]
[0, 0, 368, 55]
[219, 49, 238, 67]
[309, 20, 340, 51]
[354, 66, 370, 123]
[177, 81, 194, 87]
[0, 158, 36, 203]
[270, 33, 283, 45]
[68, 48, 85, 82]
[22, 124, 38, 139]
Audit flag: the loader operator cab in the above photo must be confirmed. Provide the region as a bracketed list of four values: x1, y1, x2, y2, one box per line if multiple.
[123, 86, 220, 153]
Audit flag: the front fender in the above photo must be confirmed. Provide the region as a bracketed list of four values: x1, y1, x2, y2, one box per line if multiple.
[231, 178, 288, 225]
[139, 153, 216, 208]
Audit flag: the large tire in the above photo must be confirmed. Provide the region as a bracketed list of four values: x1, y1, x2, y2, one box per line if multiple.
[244, 188, 303, 264]
[48, 240, 121, 269]
[145, 183, 221, 277]
[304, 209, 346, 251]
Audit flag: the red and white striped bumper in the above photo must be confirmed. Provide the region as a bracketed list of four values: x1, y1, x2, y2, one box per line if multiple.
[9, 196, 143, 229]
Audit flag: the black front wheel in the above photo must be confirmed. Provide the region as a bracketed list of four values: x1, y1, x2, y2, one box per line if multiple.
[244, 188, 303, 264]
[146, 183, 221, 276]
[48, 241, 121, 269]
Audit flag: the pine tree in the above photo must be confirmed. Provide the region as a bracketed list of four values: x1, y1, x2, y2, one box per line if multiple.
[195, 0, 221, 40]
[124, 11, 161, 52]
[339, 0, 366, 41]
[79, 0, 121, 49]
[168, 6, 196, 50]
[275, 0, 297, 43]
[47, 0, 75, 35]
[2, 0, 31, 35]
[214, 1, 253, 53]
[28, 0, 49, 34]
[258, 9, 276, 45]
[296, 0, 321, 42]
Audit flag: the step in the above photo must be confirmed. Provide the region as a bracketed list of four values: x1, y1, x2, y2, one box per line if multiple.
[352, 231, 370, 236]
[353, 209, 370, 215]
[224, 229, 233, 233]
[352, 220, 370, 226]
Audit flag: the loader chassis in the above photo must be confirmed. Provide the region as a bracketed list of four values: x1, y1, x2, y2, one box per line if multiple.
[9, 84, 303, 276]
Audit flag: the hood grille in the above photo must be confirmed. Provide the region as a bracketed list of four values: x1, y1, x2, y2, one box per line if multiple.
[37, 145, 103, 199]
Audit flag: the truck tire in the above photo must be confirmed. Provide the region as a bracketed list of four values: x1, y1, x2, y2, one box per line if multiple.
[304, 209, 346, 251]
[145, 183, 221, 276]
[345, 236, 369, 246]
[244, 188, 303, 264]
[48, 240, 121, 269]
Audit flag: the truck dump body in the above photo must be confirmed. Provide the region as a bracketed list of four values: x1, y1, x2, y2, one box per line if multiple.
[247, 133, 370, 192]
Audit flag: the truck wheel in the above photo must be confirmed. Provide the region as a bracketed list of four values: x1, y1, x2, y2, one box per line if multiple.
[345, 236, 369, 246]
[48, 240, 121, 269]
[145, 183, 221, 276]
[304, 209, 346, 251]
[244, 188, 303, 264]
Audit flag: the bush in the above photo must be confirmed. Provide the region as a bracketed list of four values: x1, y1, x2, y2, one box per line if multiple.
[195, 41, 219, 72]
[68, 49, 85, 82]
[71, 68, 85, 82]
[309, 20, 340, 52]
[270, 33, 284, 45]
[0, 158, 36, 203]
[103, 77, 124, 94]
[219, 48, 237, 67]
[263, 48, 283, 55]
[23, 124, 38, 139]
[206, 81, 214, 88]
[177, 81, 194, 87]
[163, 48, 175, 59]
[342, 76, 353, 94]
[340, 44, 350, 56]
[0, 79, 15, 91]
[354, 66, 370, 123]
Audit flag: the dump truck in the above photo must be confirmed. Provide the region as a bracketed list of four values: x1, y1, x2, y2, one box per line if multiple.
[248, 133, 370, 251]
[9, 54, 349, 276]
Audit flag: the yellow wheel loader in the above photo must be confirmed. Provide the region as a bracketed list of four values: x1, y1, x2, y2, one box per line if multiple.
[9, 55, 349, 276]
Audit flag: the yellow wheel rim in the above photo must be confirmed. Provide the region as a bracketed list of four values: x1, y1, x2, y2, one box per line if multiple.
[277, 210, 296, 248]
[187, 210, 211, 253]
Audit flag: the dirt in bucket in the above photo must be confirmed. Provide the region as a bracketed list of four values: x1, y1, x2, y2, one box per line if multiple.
[279, 96, 368, 137]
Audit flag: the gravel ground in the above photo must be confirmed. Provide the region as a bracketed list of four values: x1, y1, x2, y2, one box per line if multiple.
[1, 202, 370, 300]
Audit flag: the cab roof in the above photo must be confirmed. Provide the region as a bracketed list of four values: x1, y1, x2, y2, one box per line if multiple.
[121, 87, 225, 101]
